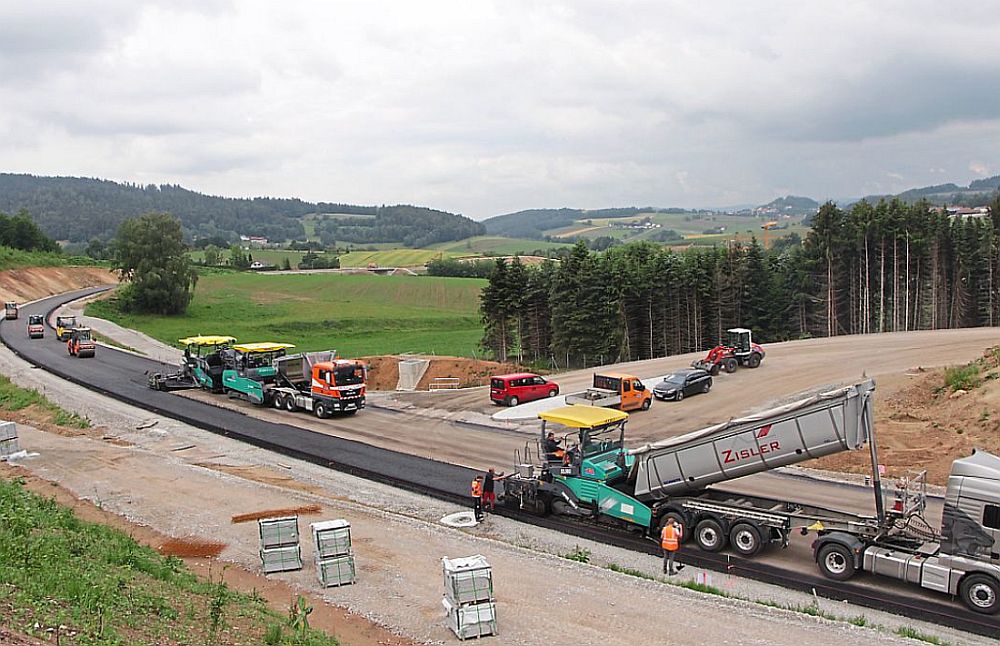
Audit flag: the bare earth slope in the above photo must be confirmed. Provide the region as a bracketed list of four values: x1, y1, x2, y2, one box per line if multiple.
[0, 266, 115, 302]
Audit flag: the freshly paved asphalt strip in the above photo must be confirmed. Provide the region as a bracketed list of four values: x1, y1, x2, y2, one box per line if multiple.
[0, 287, 478, 501]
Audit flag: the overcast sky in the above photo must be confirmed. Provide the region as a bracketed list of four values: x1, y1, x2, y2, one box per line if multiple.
[2, 1, 999, 219]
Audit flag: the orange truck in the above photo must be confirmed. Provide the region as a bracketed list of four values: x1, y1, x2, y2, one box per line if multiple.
[564, 372, 652, 411]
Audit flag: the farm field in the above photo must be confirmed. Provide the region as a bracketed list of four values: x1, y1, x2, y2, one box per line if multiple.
[87, 271, 487, 357]
[428, 235, 573, 255]
[336, 248, 470, 267]
[545, 211, 809, 246]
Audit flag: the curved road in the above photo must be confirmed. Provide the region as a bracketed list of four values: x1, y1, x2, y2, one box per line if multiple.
[2, 287, 997, 634]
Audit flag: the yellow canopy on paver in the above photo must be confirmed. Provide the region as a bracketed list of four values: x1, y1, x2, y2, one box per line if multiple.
[178, 335, 237, 347]
[538, 405, 628, 429]
[232, 342, 296, 354]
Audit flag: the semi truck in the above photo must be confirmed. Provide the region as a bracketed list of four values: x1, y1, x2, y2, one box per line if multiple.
[221, 343, 366, 416]
[504, 379, 1000, 614]
[564, 372, 652, 411]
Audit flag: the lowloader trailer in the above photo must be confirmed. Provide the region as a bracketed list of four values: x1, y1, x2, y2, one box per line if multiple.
[504, 379, 1000, 614]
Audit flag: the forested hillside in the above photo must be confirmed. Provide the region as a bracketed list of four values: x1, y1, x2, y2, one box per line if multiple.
[0, 174, 483, 245]
[481, 197, 1000, 366]
[314, 205, 484, 247]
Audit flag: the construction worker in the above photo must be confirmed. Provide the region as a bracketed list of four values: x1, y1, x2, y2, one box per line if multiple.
[661, 517, 685, 576]
[544, 432, 564, 462]
[482, 468, 504, 512]
[471, 475, 484, 521]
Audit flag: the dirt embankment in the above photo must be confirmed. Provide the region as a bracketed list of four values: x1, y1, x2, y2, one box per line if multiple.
[362, 354, 521, 391]
[0, 266, 116, 303]
[816, 347, 1000, 485]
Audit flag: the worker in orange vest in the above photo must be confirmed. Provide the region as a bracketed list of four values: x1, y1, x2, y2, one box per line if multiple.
[471, 475, 484, 521]
[661, 517, 685, 576]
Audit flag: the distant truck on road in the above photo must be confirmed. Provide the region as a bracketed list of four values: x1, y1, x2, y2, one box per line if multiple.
[4, 302, 18, 320]
[564, 372, 652, 411]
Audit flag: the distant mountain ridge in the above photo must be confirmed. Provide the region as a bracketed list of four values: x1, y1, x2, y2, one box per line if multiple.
[0, 173, 483, 245]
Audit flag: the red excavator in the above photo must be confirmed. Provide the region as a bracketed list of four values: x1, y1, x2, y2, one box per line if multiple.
[692, 328, 765, 375]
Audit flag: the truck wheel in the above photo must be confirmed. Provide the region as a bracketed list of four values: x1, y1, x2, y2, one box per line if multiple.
[284, 396, 297, 412]
[710, 364, 721, 376]
[694, 518, 727, 552]
[641, 397, 651, 410]
[959, 573, 999, 614]
[272, 393, 284, 409]
[729, 523, 763, 557]
[748, 353, 762, 368]
[658, 512, 689, 544]
[817, 543, 856, 581]
[314, 402, 328, 419]
[507, 396, 519, 407]
[723, 358, 738, 373]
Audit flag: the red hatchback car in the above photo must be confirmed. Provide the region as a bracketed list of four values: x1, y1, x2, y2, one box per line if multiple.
[490, 373, 559, 407]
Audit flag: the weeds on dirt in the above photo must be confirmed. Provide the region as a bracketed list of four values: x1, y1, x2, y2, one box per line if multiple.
[943, 364, 981, 392]
[0, 478, 339, 645]
[561, 545, 591, 563]
[0, 374, 90, 428]
[896, 626, 949, 644]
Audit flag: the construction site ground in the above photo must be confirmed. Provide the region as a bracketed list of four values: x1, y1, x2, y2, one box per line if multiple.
[0, 339, 987, 646]
[3, 268, 999, 644]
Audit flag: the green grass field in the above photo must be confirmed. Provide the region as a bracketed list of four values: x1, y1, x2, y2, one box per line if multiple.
[545, 211, 809, 247]
[87, 271, 487, 357]
[428, 236, 573, 255]
[337, 248, 470, 267]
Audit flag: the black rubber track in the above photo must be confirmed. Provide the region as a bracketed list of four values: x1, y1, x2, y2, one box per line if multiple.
[3, 287, 996, 637]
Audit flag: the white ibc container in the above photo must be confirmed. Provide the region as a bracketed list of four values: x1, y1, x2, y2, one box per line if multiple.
[442, 597, 497, 640]
[317, 554, 356, 587]
[260, 544, 303, 573]
[0, 437, 20, 459]
[311, 519, 352, 558]
[259, 516, 299, 548]
[0, 421, 16, 442]
[442, 555, 493, 606]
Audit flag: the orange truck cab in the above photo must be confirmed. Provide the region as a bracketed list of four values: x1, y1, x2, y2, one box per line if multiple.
[565, 372, 652, 412]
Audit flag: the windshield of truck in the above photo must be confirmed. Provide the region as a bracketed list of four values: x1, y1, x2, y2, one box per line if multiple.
[59, 317, 76, 327]
[593, 375, 620, 391]
[334, 365, 365, 386]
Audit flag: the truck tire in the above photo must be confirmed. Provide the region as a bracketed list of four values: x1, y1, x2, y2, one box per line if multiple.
[284, 395, 297, 412]
[314, 402, 328, 419]
[959, 573, 999, 614]
[658, 511, 689, 544]
[817, 543, 856, 581]
[710, 364, 721, 376]
[641, 397, 651, 410]
[272, 393, 284, 409]
[748, 353, 762, 368]
[694, 518, 727, 552]
[729, 523, 763, 557]
[507, 396, 519, 407]
[723, 358, 738, 373]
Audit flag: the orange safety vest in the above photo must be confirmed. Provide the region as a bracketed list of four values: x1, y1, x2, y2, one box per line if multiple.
[471, 480, 483, 498]
[661, 523, 681, 551]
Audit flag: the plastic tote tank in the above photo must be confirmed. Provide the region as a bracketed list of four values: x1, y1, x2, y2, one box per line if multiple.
[442, 555, 494, 605]
[0, 422, 19, 459]
[441, 597, 498, 640]
[259, 516, 300, 548]
[260, 545, 303, 573]
[317, 554, 356, 587]
[311, 519, 352, 558]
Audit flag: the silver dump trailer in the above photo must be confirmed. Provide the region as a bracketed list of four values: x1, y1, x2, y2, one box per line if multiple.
[631, 380, 874, 499]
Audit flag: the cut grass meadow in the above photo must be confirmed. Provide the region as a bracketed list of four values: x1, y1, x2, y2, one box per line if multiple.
[87, 271, 487, 358]
[0, 477, 339, 645]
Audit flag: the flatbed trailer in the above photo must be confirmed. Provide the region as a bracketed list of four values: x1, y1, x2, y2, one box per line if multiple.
[504, 380, 1000, 614]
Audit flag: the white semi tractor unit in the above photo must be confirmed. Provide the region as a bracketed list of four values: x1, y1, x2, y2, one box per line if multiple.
[504, 379, 1000, 614]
